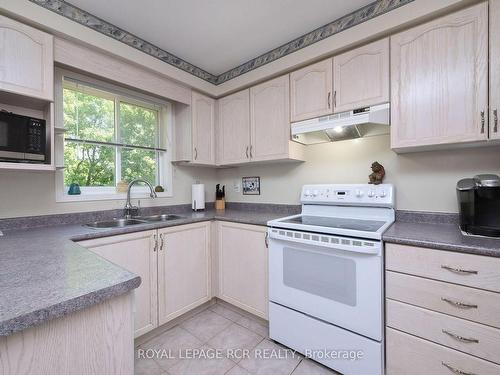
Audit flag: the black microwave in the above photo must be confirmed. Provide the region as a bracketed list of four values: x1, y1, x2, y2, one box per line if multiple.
[0, 110, 46, 163]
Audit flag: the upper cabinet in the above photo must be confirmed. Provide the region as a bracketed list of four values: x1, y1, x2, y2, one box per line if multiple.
[216, 77, 304, 166]
[0, 15, 54, 101]
[250, 75, 301, 162]
[290, 59, 333, 122]
[191, 92, 216, 164]
[390, 3, 488, 151]
[490, 0, 500, 140]
[333, 38, 389, 113]
[217, 89, 251, 165]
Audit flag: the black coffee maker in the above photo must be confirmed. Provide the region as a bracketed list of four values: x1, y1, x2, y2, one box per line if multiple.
[457, 174, 500, 237]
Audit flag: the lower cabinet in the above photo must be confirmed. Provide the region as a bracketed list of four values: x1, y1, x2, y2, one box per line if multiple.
[79, 222, 211, 338]
[79, 230, 158, 338]
[216, 221, 268, 319]
[385, 243, 500, 374]
[157, 222, 211, 325]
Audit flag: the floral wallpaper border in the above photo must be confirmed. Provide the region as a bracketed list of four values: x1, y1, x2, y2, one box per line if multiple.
[29, 0, 414, 85]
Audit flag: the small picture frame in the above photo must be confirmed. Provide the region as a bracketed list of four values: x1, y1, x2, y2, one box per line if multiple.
[242, 176, 260, 195]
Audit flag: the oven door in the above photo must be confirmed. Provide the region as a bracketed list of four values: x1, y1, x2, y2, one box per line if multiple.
[0, 113, 27, 159]
[269, 233, 383, 341]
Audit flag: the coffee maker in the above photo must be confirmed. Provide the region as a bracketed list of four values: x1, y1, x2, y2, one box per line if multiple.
[457, 174, 500, 237]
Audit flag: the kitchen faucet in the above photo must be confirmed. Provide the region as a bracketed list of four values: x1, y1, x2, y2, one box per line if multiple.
[124, 179, 157, 218]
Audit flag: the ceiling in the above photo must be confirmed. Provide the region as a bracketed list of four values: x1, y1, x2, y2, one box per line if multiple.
[67, 0, 374, 76]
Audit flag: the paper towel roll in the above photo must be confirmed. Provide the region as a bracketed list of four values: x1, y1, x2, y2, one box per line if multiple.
[192, 184, 205, 211]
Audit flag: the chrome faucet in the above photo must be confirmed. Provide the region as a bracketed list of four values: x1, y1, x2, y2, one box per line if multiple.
[124, 179, 157, 218]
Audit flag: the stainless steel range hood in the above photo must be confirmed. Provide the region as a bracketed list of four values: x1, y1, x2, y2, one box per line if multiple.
[291, 103, 390, 145]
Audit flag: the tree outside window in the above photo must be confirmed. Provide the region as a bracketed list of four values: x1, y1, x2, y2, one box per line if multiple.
[63, 81, 163, 189]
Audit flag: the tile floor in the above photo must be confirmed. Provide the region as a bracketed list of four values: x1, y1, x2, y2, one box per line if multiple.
[135, 302, 340, 375]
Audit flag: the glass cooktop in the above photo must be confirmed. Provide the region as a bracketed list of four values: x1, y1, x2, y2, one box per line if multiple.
[280, 215, 386, 232]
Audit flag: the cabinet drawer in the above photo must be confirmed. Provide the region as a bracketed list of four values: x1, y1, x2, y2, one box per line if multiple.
[386, 244, 500, 292]
[387, 299, 500, 364]
[386, 271, 500, 329]
[387, 328, 500, 375]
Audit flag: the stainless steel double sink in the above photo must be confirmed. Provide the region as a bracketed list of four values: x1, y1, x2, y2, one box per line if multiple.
[84, 214, 184, 229]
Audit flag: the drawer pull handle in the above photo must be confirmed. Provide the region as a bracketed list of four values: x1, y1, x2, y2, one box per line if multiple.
[442, 362, 477, 375]
[442, 329, 479, 343]
[441, 297, 478, 309]
[441, 265, 478, 275]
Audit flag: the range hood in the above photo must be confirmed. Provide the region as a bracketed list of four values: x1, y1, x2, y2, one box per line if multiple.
[291, 103, 390, 145]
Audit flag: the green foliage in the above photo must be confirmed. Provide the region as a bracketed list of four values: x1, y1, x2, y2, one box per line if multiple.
[63, 87, 159, 187]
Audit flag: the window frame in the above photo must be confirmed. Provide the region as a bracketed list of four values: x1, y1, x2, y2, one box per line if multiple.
[54, 68, 173, 202]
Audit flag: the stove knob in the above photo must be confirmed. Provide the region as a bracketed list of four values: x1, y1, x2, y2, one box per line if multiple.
[304, 189, 311, 197]
[312, 190, 319, 197]
[355, 189, 364, 198]
[368, 190, 375, 198]
[380, 190, 387, 198]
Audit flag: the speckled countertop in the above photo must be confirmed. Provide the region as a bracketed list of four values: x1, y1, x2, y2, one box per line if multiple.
[0, 208, 286, 336]
[383, 212, 500, 257]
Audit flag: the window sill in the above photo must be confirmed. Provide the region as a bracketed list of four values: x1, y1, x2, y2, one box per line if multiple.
[56, 191, 173, 203]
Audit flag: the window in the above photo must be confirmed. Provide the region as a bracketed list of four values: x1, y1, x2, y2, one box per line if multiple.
[55, 70, 172, 201]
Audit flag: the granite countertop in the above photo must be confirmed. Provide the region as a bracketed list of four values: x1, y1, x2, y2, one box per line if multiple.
[0, 208, 286, 336]
[383, 216, 500, 257]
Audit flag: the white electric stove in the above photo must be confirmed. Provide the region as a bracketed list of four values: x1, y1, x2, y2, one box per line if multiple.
[267, 184, 394, 375]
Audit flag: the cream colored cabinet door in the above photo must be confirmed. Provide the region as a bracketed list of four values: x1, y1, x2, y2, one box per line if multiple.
[217, 89, 251, 165]
[217, 222, 268, 319]
[78, 230, 158, 338]
[249, 75, 290, 161]
[490, 0, 500, 140]
[290, 58, 333, 122]
[157, 222, 211, 325]
[333, 38, 389, 112]
[391, 3, 488, 151]
[0, 15, 53, 101]
[192, 91, 216, 164]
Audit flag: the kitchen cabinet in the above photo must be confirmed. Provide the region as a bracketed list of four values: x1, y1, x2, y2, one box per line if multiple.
[490, 0, 500, 140]
[173, 91, 216, 165]
[157, 222, 211, 325]
[250, 75, 303, 162]
[216, 77, 304, 166]
[333, 38, 389, 113]
[385, 243, 500, 374]
[217, 221, 268, 319]
[290, 58, 333, 122]
[79, 231, 158, 338]
[191, 92, 216, 164]
[390, 3, 488, 151]
[217, 89, 251, 165]
[0, 14, 54, 101]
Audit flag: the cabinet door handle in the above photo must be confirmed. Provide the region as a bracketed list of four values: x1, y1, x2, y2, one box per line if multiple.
[328, 92, 331, 109]
[333, 90, 337, 108]
[194, 147, 198, 160]
[480, 111, 485, 134]
[442, 329, 479, 344]
[153, 234, 158, 252]
[441, 265, 478, 275]
[159, 233, 164, 251]
[442, 362, 477, 375]
[441, 297, 478, 309]
[245, 146, 249, 158]
[494, 109, 498, 133]
[249, 145, 253, 158]
[265, 232, 269, 248]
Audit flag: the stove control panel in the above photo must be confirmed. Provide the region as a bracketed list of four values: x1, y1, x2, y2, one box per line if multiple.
[301, 184, 394, 207]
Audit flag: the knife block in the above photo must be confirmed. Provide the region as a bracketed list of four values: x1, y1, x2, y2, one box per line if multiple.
[215, 198, 225, 210]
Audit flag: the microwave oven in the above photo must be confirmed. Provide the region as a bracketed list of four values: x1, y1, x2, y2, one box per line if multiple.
[0, 110, 46, 163]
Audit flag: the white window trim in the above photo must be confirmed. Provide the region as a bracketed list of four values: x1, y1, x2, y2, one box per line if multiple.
[54, 68, 174, 202]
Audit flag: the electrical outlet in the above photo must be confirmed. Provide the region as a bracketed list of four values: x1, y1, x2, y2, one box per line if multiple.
[233, 180, 240, 193]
